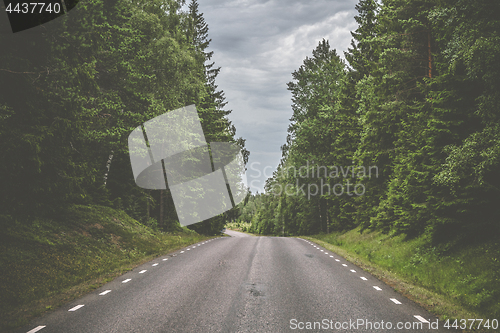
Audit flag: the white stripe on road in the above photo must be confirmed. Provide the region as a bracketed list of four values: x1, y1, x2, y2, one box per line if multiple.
[373, 286, 382, 291]
[350, 269, 356, 273]
[329, 255, 334, 258]
[152, 263, 158, 266]
[122, 279, 131, 283]
[139, 270, 147, 274]
[68, 305, 84, 311]
[27, 326, 46, 333]
[360, 277, 368, 281]
[342, 264, 348, 267]
[335, 259, 340, 262]
[390, 298, 402, 304]
[163, 258, 168, 261]
[99, 290, 111, 295]
[414, 315, 429, 323]
[180, 251, 184, 253]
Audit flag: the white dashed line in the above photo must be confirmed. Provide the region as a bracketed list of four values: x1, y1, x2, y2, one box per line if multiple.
[329, 255, 334, 258]
[99, 290, 111, 295]
[390, 298, 402, 304]
[122, 279, 131, 283]
[373, 286, 382, 291]
[139, 270, 147, 274]
[320, 250, 324, 252]
[335, 259, 340, 262]
[414, 315, 429, 323]
[350, 269, 356, 273]
[27, 326, 46, 333]
[68, 305, 84, 312]
[152, 263, 158, 266]
[360, 277, 368, 281]
[187, 248, 190, 250]
[180, 251, 184, 253]
[163, 258, 168, 261]
[342, 264, 348, 267]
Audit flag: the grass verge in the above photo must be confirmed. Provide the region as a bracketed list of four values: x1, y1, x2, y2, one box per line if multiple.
[303, 228, 499, 332]
[0, 204, 214, 332]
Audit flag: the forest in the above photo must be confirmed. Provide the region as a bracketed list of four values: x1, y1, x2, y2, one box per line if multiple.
[0, 0, 246, 235]
[243, 0, 500, 244]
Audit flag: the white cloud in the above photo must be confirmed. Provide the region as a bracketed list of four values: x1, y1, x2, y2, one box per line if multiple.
[197, 0, 359, 193]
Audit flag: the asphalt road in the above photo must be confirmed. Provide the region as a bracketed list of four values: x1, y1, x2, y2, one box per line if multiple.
[17, 232, 454, 333]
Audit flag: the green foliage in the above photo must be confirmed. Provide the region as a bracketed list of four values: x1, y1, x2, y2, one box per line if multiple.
[0, 0, 247, 233]
[251, 0, 500, 241]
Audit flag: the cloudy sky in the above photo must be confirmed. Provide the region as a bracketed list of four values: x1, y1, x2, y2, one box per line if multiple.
[196, 0, 359, 193]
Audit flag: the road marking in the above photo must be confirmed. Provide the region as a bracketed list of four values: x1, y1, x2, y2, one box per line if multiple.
[342, 264, 347, 267]
[187, 248, 190, 250]
[414, 315, 429, 323]
[350, 269, 356, 273]
[152, 263, 158, 266]
[320, 250, 324, 252]
[180, 251, 184, 253]
[360, 277, 367, 281]
[330, 255, 334, 258]
[68, 305, 84, 312]
[335, 259, 340, 262]
[27, 326, 46, 333]
[390, 298, 402, 304]
[122, 279, 131, 283]
[139, 270, 147, 274]
[163, 259, 168, 261]
[373, 286, 382, 291]
[99, 290, 111, 295]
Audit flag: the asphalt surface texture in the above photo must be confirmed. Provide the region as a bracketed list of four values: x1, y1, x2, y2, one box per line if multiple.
[16, 230, 455, 333]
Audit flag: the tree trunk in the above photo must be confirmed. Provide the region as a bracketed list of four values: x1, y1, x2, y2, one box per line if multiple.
[326, 200, 329, 234]
[159, 189, 164, 229]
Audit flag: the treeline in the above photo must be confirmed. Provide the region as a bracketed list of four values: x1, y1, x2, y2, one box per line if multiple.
[247, 0, 500, 241]
[0, 0, 246, 234]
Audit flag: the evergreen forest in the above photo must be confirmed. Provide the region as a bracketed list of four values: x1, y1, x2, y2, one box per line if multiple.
[244, 0, 500, 245]
[0, 0, 246, 235]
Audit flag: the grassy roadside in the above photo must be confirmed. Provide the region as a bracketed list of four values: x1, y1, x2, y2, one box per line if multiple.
[225, 222, 260, 236]
[0, 205, 215, 332]
[303, 228, 499, 332]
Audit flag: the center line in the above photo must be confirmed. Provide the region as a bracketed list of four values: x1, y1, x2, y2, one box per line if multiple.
[329, 255, 334, 257]
[335, 259, 340, 262]
[99, 290, 111, 295]
[27, 326, 46, 333]
[139, 270, 147, 274]
[342, 264, 348, 267]
[350, 269, 356, 273]
[68, 304, 84, 312]
[373, 286, 382, 291]
[163, 258, 168, 261]
[122, 279, 131, 283]
[360, 277, 368, 281]
[152, 263, 158, 266]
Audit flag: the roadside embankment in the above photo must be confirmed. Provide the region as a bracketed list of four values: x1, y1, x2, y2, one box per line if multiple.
[0, 205, 213, 331]
[304, 228, 499, 331]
